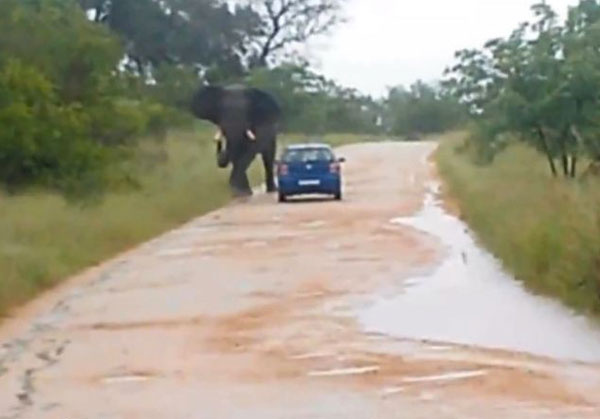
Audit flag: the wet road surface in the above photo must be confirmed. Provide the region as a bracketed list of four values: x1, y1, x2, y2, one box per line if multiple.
[360, 182, 600, 363]
[1, 141, 600, 418]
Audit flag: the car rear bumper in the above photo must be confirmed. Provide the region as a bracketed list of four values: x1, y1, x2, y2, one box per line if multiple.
[277, 174, 341, 196]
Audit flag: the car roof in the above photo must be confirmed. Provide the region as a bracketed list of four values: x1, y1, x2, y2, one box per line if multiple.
[284, 143, 332, 151]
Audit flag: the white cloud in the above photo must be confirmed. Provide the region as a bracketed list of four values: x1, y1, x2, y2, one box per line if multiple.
[310, 0, 580, 97]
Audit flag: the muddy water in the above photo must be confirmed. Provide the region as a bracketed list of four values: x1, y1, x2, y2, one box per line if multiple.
[360, 182, 600, 363]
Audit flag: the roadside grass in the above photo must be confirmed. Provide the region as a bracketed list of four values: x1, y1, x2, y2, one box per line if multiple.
[436, 133, 600, 315]
[0, 130, 375, 316]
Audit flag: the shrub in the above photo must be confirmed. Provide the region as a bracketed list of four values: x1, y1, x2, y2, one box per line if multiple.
[88, 99, 149, 147]
[0, 60, 108, 195]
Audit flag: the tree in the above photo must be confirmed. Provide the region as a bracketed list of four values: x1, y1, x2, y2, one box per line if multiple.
[385, 82, 465, 137]
[1, 0, 123, 104]
[245, 63, 379, 133]
[243, 0, 346, 67]
[561, 0, 600, 167]
[79, 0, 257, 79]
[445, 1, 600, 177]
[0, 0, 186, 196]
[0, 0, 117, 161]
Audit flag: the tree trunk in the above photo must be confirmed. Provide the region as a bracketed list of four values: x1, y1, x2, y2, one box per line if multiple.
[561, 154, 569, 177]
[569, 125, 585, 179]
[256, 32, 277, 68]
[537, 127, 557, 177]
[570, 156, 578, 178]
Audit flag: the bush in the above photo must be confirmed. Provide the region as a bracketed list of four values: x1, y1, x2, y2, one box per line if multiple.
[0, 60, 108, 195]
[88, 99, 149, 146]
[139, 101, 175, 141]
[0, 57, 195, 197]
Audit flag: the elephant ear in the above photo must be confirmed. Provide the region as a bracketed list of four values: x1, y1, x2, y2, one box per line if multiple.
[190, 86, 222, 125]
[246, 88, 281, 126]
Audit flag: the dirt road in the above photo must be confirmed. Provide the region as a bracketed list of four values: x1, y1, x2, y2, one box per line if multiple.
[1, 142, 600, 418]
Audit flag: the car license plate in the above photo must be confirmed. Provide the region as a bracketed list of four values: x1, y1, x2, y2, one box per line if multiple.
[299, 179, 320, 186]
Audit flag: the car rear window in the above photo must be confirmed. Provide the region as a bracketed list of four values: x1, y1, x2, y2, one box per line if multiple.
[283, 148, 334, 163]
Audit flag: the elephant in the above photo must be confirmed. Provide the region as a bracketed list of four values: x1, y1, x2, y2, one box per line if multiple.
[190, 84, 281, 197]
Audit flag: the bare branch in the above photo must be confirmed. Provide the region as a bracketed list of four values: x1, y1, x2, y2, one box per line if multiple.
[245, 0, 346, 67]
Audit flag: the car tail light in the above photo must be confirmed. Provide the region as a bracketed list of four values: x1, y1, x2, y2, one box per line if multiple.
[329, 162, 340, 174]
[278, 163, 288, 176]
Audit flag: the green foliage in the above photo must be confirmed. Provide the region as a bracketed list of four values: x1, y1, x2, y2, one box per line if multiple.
[0, 59, 108, 195]
[0, 0, 192, 196]
[80, 0, 258, 79]
[0, 0, 123, 104]
[246, 64, 381, 134]
[385, 81, 465, 137]
[79, 0, 345, 73]
[437, 134, 600, 314]
[149, 64, 200, 109]
[445, 1, 600, 178]
[87, 99, 172, 147]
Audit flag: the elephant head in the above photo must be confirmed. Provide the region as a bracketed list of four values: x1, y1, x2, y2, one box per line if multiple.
[190, 85, 281, 196]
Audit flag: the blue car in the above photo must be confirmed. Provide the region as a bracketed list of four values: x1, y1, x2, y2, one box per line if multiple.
[276, 143, 345, 202]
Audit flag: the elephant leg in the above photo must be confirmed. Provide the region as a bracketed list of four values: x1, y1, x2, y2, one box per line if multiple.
[229, 148, 255, 197]
[262, 145, 277, 193]
[255, 124, 278, 193]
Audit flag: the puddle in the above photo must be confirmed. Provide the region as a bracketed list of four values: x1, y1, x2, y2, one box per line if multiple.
[400, 370, 488, 384]
[101, 373, 154, 385]
[290, 351, 336, 360]
[338, 256, 381, 263]
[307, 366, 380, 377]
[243, 240, 269, 248]
[156, 248, 194, 257]
[325, 243, 343, 251]
[296, 291, 327, 299]
[381, 387, 406, 396]
[301, 220, 327, 229]
[360, 183, 600, 363]
[157, 244, 230, 257]
[198, 244, 229, 253]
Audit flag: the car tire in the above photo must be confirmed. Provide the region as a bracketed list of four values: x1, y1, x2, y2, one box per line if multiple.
[334, 190, 342, 201]
[278, 193, 287, 203]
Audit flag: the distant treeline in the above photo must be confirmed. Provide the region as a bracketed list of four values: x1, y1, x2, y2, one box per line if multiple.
[383, 81, 466, 138]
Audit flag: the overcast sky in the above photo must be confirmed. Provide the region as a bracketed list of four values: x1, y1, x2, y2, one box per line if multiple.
[307, 0, 579, 97]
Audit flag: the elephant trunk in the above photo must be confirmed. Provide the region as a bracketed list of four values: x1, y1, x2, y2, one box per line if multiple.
[213, 123, 255, 168]
[213, 128, 230, 168]
[215, 117, 258, 171]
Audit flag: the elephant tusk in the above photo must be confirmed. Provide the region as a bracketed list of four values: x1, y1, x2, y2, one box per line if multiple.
[213, 129, 222, 142]
[246, 130, 257, 141]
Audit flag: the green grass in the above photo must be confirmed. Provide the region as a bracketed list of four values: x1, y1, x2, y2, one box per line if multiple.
[437, 133, 600, 315]
[0, 129, 372, 316]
